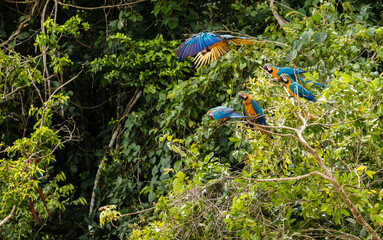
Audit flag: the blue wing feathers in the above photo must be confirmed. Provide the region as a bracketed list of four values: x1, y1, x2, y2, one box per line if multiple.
[250, 99, 267, 126]
[176, 32, 251, 63]
[289, 83, 317, 102]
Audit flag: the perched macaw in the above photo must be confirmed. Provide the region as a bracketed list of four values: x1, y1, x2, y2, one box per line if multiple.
[264, 64, 327, 88]
[175, 32, 254, 67]
[207, 106, 247, 120]
[238, 92, 267, 126]
[278, 74, 317, 102]
[238, 92, 274, 138]
[28, 163, 51, 225]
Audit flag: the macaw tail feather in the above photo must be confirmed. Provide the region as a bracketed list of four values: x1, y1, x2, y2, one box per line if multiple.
[38, 185, 51, 221]
[230, 113, 248, 118]
[28, 200, 41, 225]
[305, 80, 327, 88]
[229, 38, 255, 45]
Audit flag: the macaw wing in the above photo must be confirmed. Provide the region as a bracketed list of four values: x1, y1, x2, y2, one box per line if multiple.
[289, 83, 317, 102]
[193, 42, 231, 67]
[250, 99, 267, 125]
[277, 67, 306, 79]
[175, 32, 222, 61]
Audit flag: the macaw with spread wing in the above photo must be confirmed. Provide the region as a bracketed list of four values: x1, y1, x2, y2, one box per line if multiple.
[176, 32, 254, 67]
[278, 74, 317, 102]
[264, 64, 327, 88]
[207, 106, 247, 120]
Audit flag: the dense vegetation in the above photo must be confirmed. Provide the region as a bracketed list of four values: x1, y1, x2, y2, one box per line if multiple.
[1, 0, 383, 239]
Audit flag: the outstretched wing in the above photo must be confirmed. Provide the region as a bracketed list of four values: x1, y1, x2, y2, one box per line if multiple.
[175, 32, 223, 61]
[193, 41, 231, 67]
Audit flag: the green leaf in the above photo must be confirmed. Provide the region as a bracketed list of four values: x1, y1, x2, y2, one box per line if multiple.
[334, 210, 341, 224]
[366, 170, 376, 179]
[301, 30, 312, 44]
[313, 31, 327, 43]
[167, 17, 179, 29]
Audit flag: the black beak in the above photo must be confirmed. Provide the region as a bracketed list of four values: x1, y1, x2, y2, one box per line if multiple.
[264, 64, 273, 73]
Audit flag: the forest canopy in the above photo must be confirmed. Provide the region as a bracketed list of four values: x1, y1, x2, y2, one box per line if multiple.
[1, 0, 383, 239]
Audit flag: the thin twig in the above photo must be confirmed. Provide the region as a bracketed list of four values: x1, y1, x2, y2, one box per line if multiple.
[225, 171, 330, 182]
[88, 90, 142, 229]
[0, 206, 16, 227]
[56, 0, 145, 10]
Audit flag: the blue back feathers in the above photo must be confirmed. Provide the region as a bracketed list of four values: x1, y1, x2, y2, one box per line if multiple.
[208, 106, 246, 120]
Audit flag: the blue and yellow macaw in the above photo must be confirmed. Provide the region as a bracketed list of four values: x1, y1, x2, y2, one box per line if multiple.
[175, 32, 254, 67]
[28, 163, 50, 225]
[207, 106, 247, 120]
[238, 92, 274, 138]
[238, 92, 267, 126]
[278, 74, 317, 102]
[264, 64, 327, 88]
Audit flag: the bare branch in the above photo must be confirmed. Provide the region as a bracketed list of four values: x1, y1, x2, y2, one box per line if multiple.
[269, 0, 288, 27]
[88, 90, 142, 229]
[296, 131, 381, 240]
[225, 171, 330, 182]
[0, 1, 39, 47]
[56, 0, 145, 10]
[0, 206, 16, 227]
[40, 68, 84, 128]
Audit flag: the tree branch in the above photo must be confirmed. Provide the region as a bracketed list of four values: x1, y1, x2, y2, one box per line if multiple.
[56, 0, 145, 10]
[296, 132, 381, 240]
[225, 171, 330, 182]
[88, 90, 142, 229]
[0, 206, 16, 227]
[269, 0, 288, 27]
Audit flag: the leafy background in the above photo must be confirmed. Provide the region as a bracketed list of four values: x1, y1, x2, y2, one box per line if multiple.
[1, 0, 383, 239]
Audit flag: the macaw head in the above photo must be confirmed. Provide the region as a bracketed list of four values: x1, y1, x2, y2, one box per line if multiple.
[206, 110, 213, 119]
[279, 74, 291, 84]
[238, 91, 250, 100]
[263, 64, 276, 74]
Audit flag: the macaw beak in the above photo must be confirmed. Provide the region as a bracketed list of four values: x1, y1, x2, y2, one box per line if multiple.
[278, 75, 288, 83]
[206, 110, 213, 119]
[238, 92, 247, 100]
[263, 64, 272, 73]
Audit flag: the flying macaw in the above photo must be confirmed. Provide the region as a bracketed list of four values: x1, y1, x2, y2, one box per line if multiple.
[278, 74, 317, 103]
[238, 92, 267, 126]
[175, 32, 254, 67]
[263, 64, 327, 88]
[206, 106, 247, 121]
[27, 162, 51, 225]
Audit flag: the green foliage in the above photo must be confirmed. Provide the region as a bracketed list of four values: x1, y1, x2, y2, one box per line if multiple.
[1, 0, 383, 239]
